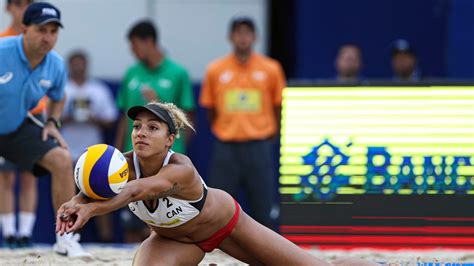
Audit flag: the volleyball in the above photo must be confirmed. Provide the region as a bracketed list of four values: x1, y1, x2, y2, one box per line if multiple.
[74, 144, 129, 200]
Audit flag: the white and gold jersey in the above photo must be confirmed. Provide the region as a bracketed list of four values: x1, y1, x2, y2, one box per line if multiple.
[128, 150, 208, 228]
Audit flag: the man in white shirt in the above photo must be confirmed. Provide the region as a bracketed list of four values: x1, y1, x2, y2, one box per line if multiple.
[62, 51, 118, 162]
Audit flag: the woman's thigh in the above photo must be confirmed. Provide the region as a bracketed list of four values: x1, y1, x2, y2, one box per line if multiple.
[133, 232, 205, 266]
[219, 236, 261, 265]
[220, 211, 330, 266]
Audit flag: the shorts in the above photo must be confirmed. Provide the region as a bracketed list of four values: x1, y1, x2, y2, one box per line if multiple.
[0, 117, 57, 177]
[197, 199, 241, 252]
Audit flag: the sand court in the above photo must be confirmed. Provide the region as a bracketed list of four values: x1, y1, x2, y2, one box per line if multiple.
[1, 245, 474, 265]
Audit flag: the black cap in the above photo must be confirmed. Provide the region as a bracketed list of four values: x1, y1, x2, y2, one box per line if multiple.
[229, 16, 255, 32]
[127, 104, 176, 135]
[23, 2, 63, 28]
[391, 39, 415, 56]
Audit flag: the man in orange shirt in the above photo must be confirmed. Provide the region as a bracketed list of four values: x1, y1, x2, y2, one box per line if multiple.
[0, 0, 44, 248]
[199, 16, 285, 229]
[0, 0, 31, 36]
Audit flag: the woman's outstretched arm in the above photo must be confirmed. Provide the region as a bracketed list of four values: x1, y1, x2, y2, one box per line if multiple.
[56, 160, 194, 234]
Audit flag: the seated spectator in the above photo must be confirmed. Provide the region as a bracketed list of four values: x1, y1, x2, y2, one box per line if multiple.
[391, 39, 420, 81]
[335, 44, 363, 83]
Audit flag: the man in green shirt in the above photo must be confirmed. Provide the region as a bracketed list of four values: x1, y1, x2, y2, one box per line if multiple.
[116, 20, 195, 155]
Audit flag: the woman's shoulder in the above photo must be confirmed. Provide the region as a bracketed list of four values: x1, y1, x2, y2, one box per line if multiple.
[167, 152, 199, 185]
[169, 151, 193, 166]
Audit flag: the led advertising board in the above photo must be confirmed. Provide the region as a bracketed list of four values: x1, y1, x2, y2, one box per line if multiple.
[280, 86, 474, 247]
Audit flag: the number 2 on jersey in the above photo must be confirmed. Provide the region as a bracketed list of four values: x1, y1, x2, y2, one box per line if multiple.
[163, 197, 173, 208]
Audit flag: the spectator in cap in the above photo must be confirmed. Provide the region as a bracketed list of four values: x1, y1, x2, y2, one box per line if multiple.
[200, 15, 286, 231]
[334, 44, 363, 83]
[0, 0, 43, 250]
[0, 2, 90, 257]
[0, 0, 34, 37]
[22, 2, 63, 27]
[391, 39, 420, 81]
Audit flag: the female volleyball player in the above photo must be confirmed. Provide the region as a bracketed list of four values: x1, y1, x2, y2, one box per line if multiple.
[56, 102, 374, 265]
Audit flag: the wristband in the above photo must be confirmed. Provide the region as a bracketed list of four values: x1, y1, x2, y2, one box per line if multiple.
[47, 117, 61, 129]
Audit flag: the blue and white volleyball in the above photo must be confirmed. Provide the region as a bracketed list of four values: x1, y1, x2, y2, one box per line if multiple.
[74, 144, 129, 200]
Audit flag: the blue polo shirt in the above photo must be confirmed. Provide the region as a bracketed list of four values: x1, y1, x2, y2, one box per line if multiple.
[0, 35, 66, 134]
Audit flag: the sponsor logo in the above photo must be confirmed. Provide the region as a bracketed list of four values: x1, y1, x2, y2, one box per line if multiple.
[0, 72, 13, 84]
[74, 167, 80, 186]
[119, 168, 129, 178]
[219, 71, 233, 83]
[39, 79, 52, 89]
[160, 218, 180, 226]
[158, 79, 172, 89]
[128, 78, 139, 90]
[42, 8, 58, 17]
[252, 71, 266, 81]
[295, 139, 472, 201]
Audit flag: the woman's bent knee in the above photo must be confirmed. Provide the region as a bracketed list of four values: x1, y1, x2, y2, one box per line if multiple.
[134, 233, 205, 265]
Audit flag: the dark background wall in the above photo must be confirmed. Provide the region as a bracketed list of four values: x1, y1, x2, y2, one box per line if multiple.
[447, 0, 474, 78]
[275, 0, 451, 79]
[270, 0, 474, 80]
